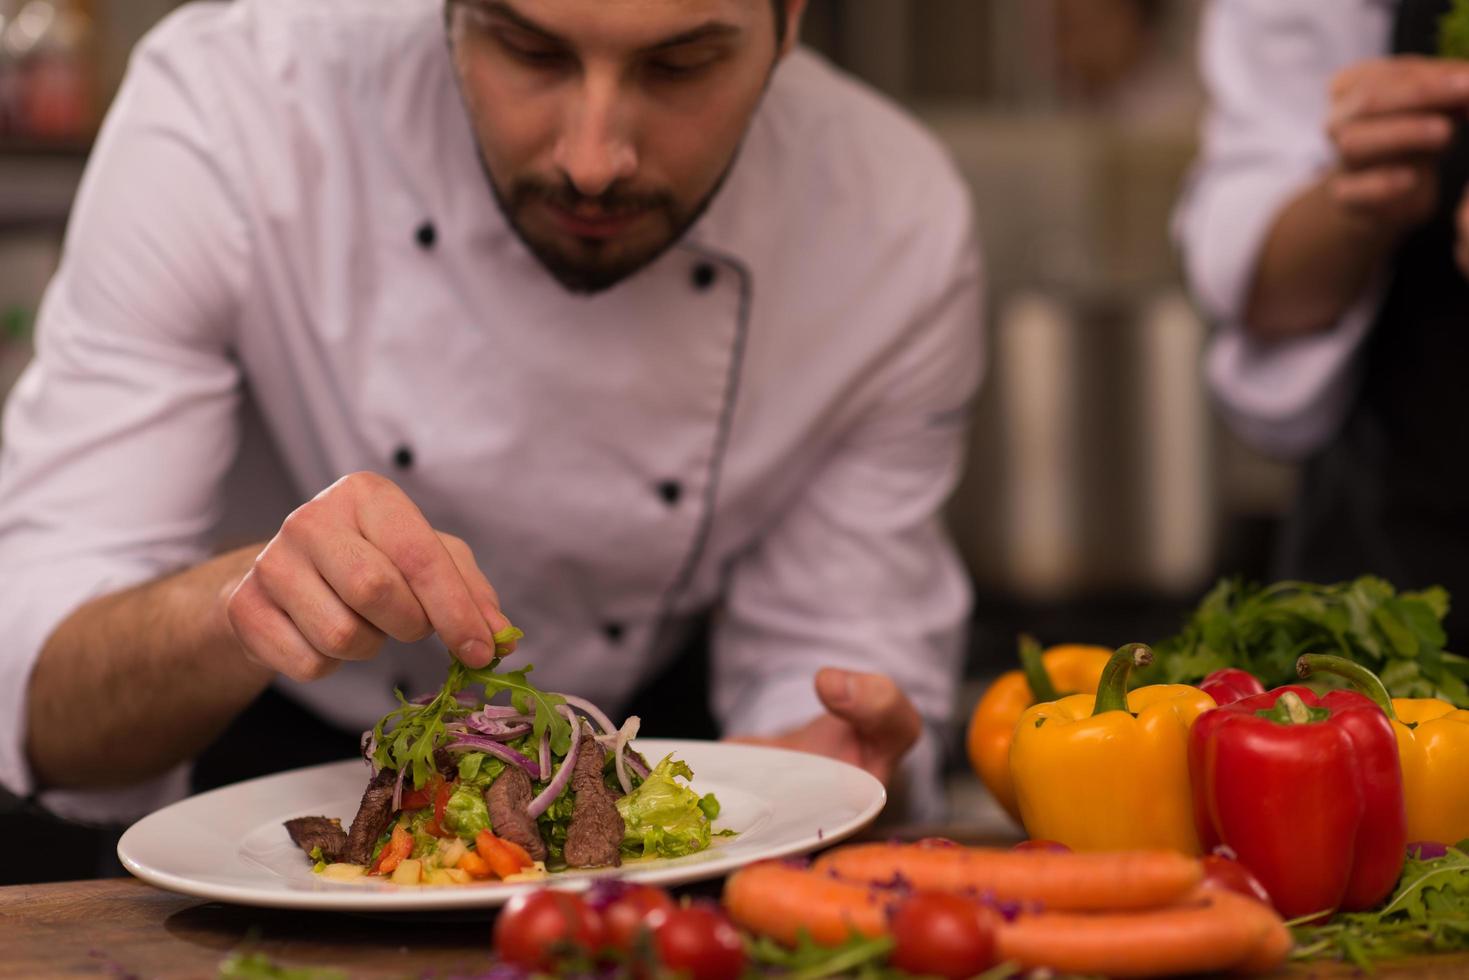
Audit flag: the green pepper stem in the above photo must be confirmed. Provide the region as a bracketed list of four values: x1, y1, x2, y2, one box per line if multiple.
[1296, 653, 1398, 721]
[1091, 643, 1153, 716]
[1018, 634, 1060, 703]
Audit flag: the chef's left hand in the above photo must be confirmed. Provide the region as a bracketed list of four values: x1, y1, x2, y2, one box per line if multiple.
[730, 668, 922, 787]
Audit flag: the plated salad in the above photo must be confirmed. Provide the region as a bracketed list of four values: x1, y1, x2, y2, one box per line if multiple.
[284, 631, 726, 886]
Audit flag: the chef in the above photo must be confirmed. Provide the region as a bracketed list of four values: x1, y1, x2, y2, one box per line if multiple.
[0, 0, 982, 829]
[1176, 0, 1469, 649]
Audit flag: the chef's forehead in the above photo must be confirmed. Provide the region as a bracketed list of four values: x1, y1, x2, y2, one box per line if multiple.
[453, 0, 787, 46]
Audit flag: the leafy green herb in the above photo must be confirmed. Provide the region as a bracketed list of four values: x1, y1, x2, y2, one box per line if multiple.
[217, 951, 346, 980]
[617, 755, 719, 859]
[1142, 578, 1468, 707]
[369, 627, 576, 790]
[747, 930, 899, 980]
[1443, 0, 1469, 59]
[443, 782, 492, 839]
[1292, 842, 1469, 967]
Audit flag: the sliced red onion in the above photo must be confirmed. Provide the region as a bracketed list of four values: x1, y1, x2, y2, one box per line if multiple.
[538, 729, 550, 782]
[465, 717, 533, 740]
[391, 765, 407, 811]
[626, 753, 650, 779]
[560, 694, 617, 735]
[360, 730, 378, 772]
[470, 704, 530, 719]
[443, 735, 542, 777]
[409, 691, 480, 706]
[527, 708, 580, 819]
[595, 715, 640, 796]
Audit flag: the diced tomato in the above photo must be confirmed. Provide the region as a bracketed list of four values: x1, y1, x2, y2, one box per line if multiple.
[370, 825, 414, 876]
[476, 830, 534, 878]
[424, 778, 456, 838]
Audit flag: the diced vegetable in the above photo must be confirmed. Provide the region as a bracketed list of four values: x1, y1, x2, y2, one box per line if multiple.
[390, 858, 421, 885]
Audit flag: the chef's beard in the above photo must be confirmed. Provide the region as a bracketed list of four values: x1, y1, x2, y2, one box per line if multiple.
[484, 161, 733, 295]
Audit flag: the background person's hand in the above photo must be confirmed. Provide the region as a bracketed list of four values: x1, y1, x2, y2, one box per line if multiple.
[221, 471, 515, 682]
[731, 668, 923, 787]
[1325, 56, 1469, 229]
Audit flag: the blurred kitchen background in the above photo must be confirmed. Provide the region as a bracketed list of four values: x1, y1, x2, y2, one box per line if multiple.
[0, 0, 1297, 840]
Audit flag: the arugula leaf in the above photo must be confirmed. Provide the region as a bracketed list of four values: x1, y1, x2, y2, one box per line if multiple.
[747, 930, 899, 980]
[1142, 577, 1465, 708]
[368, 626, 572, 790]
[1293, 843, 1469, 966]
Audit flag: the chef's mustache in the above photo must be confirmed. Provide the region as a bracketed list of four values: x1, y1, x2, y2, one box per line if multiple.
[511, 177, 675, 218]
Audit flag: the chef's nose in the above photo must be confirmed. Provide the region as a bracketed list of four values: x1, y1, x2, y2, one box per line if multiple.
[553, 71, 638, 198]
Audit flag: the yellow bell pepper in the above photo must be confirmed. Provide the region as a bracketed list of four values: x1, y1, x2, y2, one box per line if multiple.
[1299, 654, 1469, 845]
[1010, 643, 1215, 854]
[965, 637, 1111, 823]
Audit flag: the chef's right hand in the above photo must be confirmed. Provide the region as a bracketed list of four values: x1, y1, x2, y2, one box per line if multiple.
[1326, 56, 1469, 229]
[221, 471, 515, 682]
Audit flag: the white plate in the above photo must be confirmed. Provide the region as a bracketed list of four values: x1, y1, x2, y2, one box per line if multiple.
[118, 738, 885, 911]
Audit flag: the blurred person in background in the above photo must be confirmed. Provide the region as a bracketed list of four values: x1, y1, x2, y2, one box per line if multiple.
[1175, 0, 1469, 649]
[1052, 0, 1199, 126]
[0, 0, 981, 860]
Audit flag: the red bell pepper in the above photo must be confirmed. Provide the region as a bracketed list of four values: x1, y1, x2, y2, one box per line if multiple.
[1198, 668, 1266, 706]
[1189, 685, 1406, 920]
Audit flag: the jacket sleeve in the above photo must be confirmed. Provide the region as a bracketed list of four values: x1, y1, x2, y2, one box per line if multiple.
[0, 11, 249, 821]
[1173, 0, 1392, 458]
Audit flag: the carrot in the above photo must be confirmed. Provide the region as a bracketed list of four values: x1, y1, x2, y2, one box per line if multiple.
[723, 861, 894, 947]
[370, 825, 413, 876]
[993, 887, 1285, 978]
[1207, 888, 1294, 975]
[476, 831, 533, 878]
[456, 850, 494, 880]
[813, 842, 1201, 911]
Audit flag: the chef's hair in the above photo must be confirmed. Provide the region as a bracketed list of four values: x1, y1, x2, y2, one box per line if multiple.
[772, 0, 791, 45]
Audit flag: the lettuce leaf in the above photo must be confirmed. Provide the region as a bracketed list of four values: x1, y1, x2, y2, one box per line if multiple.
[616, 754, 717, 859]
[444, 782, 492, 840]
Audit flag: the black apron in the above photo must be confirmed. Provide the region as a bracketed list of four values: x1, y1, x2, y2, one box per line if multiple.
[1276, 0, 1469, 653]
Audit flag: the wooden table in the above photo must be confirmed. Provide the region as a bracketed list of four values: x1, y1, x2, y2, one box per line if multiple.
[5, 877, 1469, 979]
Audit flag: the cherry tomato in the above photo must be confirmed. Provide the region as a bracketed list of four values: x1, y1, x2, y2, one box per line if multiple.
[493, 889, 604, 971]
[602, 884, 677, 952]
[651, 904, 746, 980]
[1012, 839, 1071, 853]
[1200, 854, 1272, 906]
[890, 891, 998, 980]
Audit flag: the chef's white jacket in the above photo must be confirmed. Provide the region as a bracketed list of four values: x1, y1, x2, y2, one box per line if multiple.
[0, 0, 983, 823]
[1175, 0, 1394, 457]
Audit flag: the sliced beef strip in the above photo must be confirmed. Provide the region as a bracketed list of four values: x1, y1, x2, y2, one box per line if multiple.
[485, 765, 547, 862]
[563, 735, 624, 868]
[283, 816, 346, 862]
[340, 766, 398, 866]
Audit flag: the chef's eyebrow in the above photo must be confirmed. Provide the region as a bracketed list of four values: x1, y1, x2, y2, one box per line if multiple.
[463, 0, 742, 52]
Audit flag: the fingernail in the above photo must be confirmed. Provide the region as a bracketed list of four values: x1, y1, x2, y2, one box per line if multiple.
[458, 638, 491, 666]
[823, 669, 856, 707]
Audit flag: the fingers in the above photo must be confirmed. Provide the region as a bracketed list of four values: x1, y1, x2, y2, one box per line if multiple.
[1332, 114, 1452, 169]
[222, 472, 515, 682]
[1330, 163, 1430, 209]
[304, 532, 432, 643]
[348, 477, 502, 668]
[813, 668, 922, 765]
[1330, 56, 1469, 123]
[225, 571, 347, 683]
[436, 532, 516, 651]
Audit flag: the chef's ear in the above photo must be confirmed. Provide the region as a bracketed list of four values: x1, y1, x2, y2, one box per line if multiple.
[775, 0, 809, 60]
